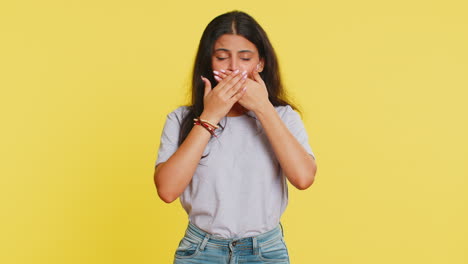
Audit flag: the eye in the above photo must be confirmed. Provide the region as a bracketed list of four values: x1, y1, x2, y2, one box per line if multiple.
[216, 57, 227, 61]
[241, 58, 251, 61]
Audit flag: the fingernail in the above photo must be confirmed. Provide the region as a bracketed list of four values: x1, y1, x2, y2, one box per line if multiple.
[234, 69, 240, 74]
[242, 70, 247, 75]
[200, 75, 205, 80]
[220, 69, 226, 73]
[213, 70, 220, 75]
[242, 74, 247, 79]
[242, 86, 247, 92]
[214, 75, 221, 81]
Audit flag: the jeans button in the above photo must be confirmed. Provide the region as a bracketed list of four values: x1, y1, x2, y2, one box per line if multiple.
[232, 241, 237, 246]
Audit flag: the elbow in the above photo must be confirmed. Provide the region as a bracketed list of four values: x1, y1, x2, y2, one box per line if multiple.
[154, 178, 178, 203]
[296, 162, 317, 190]
[296, 177, 314, 190]
[157, 188, 178, 203]
[154, 165, 178, 203]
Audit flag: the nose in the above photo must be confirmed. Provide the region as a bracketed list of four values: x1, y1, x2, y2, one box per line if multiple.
[228, 58, 238, 71]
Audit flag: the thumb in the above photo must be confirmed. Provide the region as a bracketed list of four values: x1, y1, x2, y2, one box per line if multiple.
[201, 76, 212, 97]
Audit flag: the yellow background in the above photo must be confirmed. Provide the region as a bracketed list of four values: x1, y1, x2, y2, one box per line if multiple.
[1, 0, 467, 263]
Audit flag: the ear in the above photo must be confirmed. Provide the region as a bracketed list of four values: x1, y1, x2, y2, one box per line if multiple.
[256, 59, 265, 72]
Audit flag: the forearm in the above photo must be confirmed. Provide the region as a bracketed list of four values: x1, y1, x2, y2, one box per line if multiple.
[255, 103, 317, 190]
[154, 124, 212, 203]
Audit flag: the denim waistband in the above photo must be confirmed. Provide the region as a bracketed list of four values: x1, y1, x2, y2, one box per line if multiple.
[184, 221, 284, 251]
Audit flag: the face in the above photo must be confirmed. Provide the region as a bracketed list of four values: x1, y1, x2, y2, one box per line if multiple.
[212, 34, 264, 78]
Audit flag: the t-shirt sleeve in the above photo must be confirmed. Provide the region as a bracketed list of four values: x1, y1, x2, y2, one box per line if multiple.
[155, 108, 184, 168]
[282, 105, 316, 160]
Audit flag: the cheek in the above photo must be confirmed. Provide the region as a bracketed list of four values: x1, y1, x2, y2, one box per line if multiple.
[245, 63, 258, 77]
[211, 59, 258, 74]
[211, 59, 226, 71]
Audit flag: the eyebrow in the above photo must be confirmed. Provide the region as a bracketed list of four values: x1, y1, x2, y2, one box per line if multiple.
[214, 48, 254, 53]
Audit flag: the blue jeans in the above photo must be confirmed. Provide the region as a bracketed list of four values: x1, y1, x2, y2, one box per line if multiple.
[173, 221, 290, 263]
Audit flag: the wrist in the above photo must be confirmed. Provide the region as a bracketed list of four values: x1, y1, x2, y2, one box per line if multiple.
[253, 101, 274, 116]
[192, 123, 214, 137]
[200, 112, 221, 125]
[195, 113, 220, 138]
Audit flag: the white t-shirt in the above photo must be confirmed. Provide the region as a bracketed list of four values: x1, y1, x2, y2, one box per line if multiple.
[155, 105, 315, 239]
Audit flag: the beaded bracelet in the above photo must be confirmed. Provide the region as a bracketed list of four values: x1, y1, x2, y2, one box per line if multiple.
[193, 118, 218, 137]
[194, 118, 219, 129]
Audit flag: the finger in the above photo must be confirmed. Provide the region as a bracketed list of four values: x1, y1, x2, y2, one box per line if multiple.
[213, 70, 228, 80]
[214, 69, 235, 80]
[220, 70, 247, 94]
[217, 69, 240, 87]
[220, 69, 233, 75]
[230, 85, 247, 102]
[252, 70, 266, 85]
[225, 74, 247, 98]
[200, 76, 212, 97]
[217, 69, 241, 93]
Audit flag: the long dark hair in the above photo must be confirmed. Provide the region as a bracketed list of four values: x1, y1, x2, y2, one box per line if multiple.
[178, 10, 300, 147]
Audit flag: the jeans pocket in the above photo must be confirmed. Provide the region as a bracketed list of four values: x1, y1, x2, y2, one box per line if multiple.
[258, 237, 290, 262]
[174, 236, 201, 259]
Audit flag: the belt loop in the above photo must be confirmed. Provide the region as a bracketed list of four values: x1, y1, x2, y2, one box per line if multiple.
[252, 236, 259, 255]
[199, 233, 211, 251]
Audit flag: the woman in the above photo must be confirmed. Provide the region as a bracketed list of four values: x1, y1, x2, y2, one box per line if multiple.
[154, 10, 317, 264]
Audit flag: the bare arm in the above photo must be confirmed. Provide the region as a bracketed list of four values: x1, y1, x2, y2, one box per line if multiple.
[256, 104, 317, 190]
[255, 103, 317, 190]
[154, 124, 212, 203]
[217, 69, 317, 190]
[154, 70, 248, 203]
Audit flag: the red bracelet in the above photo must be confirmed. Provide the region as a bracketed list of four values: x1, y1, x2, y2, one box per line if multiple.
[194, 120, 218, 137]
